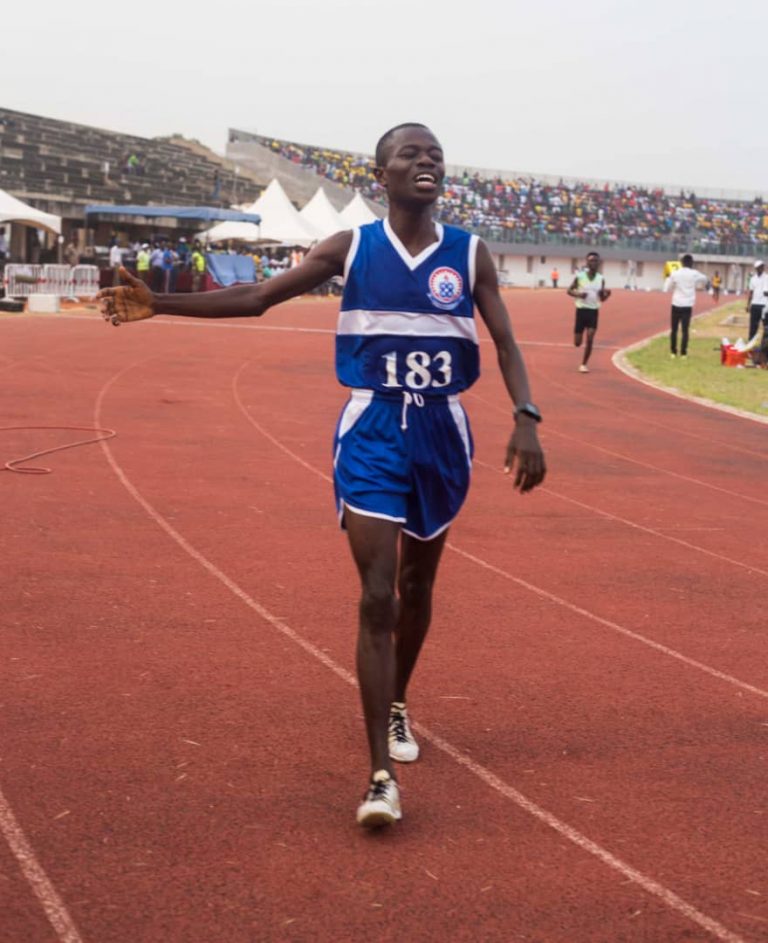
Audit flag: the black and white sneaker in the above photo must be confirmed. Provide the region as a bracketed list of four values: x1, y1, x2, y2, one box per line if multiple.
[388, 701, 419, 763]
[356, 770, 402, 828]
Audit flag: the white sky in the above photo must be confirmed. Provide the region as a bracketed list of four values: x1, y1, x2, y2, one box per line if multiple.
[4, 0, 765, 193]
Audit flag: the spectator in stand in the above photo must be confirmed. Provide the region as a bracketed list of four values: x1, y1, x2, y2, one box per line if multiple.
[255, 134, 768, 254]
[664, 254, 708, 359]
[150, 242, 165, 292]
[136, 243, 151, 284]
[550, 266, 559, 288]
[109, 241, 123, 286]
[746, 261, 768, 341]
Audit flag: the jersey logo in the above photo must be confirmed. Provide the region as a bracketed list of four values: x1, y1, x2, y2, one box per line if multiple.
[427, 266, 464, 311]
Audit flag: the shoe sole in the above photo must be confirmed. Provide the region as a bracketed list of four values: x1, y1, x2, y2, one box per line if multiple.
[357, 808, 401, 828]
[389, 747, 419, 763]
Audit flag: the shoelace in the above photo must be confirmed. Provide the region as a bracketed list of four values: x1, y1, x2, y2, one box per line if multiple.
[389, 711, 410, 744]
[365, 778, 392, 801]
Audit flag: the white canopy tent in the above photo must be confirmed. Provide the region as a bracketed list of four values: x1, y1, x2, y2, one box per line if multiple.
[340, 192, 379, 227]
[0, 188, 61, 234]
[246, 179, 323, 247]
[199, 180, 323, 247]
[197, 219, 266, 245]
[299, 188, 349, 238]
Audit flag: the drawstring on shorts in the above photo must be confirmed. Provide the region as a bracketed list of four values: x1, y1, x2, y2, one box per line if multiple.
[400, 391, 425, 430]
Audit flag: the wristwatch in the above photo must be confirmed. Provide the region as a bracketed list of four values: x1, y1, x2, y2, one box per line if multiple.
[514, 402, 542, 423]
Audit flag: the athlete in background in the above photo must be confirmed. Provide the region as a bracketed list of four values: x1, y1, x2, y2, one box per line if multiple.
[98, 123, 546, 829]
[567, 251, 611, 373]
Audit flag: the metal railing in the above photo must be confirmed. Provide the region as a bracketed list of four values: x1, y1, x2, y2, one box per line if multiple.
[3, 263, 100, 300]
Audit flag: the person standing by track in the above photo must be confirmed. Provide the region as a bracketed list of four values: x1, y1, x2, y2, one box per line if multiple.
[664, 253, 708, 359]
[97, 123, 546, 829]
[746, 260, 768, 342]
[567, 251, 611, 373]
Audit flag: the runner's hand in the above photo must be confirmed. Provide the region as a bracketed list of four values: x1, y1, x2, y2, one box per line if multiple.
[97, 267, 155, 326]
[504, 422, 546, 493]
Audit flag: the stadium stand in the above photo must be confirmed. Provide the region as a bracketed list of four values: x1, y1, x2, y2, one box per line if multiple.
[0, 107, 263, 214]
[248, 132, 768, 256]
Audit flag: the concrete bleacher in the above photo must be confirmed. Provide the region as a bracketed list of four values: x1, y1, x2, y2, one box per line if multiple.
[0, 107, 264, 217]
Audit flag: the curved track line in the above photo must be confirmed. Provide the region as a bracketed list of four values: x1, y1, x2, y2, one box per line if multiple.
[93, 359, 750, 943]
[527, 362, 768, 463]
[0, 786, 84, 943]
[613, 343, 768, 427]
[467, 390, 768, 510]
[235, 363, 768, 701]
[475, 457, 768, 580]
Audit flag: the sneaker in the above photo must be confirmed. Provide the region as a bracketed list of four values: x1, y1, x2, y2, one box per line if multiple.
[670, 353, 677, 359]
[356, 770, 401, 828]
[578, 364, 589, 373]
[388, 702, 419, 763]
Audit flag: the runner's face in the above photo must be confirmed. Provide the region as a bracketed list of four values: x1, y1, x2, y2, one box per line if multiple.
[376, 127, 445, 206]
[586, 255, 599, 274]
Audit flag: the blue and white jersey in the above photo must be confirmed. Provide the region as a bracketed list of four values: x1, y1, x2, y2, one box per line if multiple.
[337, 219, 480, 395]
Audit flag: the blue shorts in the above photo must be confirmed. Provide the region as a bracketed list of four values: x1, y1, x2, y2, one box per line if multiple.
[333, 389, 474, 541]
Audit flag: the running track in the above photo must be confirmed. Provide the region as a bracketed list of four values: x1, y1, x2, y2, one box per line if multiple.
[2, 290, 767, 943]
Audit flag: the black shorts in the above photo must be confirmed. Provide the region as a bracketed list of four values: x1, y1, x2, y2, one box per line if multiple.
[574, 308, 598, 333]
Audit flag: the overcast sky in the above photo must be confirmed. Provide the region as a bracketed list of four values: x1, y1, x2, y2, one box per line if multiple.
[4, 0, 764, 194]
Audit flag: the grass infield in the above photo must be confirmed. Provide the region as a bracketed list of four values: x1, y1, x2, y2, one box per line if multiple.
[624, 301, 768, 420]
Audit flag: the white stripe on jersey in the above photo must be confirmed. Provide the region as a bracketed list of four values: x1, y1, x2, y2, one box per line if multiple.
[337, 309, 479, 344]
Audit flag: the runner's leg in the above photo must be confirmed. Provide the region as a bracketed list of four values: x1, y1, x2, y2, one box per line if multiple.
[393, 530, 449, 702]
[344, 510, 401, 777]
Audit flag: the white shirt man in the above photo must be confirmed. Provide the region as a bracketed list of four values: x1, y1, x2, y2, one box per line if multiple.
[109, 244, 122, 268]
[664, 255, 708, 358]
[747, 261, 768, 340]
[664, 263, 708, 308]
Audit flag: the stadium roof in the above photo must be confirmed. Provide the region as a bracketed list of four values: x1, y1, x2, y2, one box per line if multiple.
[84, 205, 261, 223]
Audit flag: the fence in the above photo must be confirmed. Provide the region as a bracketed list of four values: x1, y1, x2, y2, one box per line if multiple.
[3, 264, 100, 301]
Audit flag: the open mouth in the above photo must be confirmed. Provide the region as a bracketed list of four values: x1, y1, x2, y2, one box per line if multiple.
[414, 173, 438, 189]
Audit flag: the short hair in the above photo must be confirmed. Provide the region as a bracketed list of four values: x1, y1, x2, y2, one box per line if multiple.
[375, 123, 431, 167]
[586, 251, 600, 260]
[681, 253, 694, 266]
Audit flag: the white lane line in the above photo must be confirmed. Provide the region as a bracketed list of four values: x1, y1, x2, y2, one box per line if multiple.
[447, 540, 768, 701]
[0, 786, 85, 943]
[467, 389, 768, 510]
[526, 361, 768, 463]
[93, 362, 750, 943]
[36, 313, 616, 349]
[539, 480, 768, 579]
[233, 364, 768, 700]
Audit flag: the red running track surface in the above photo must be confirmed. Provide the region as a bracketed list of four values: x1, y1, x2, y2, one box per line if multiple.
[1, 289, 767, 943]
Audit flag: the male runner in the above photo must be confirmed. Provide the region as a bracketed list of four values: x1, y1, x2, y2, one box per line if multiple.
[98, 123, 546, 829]
[567, 251, 611, 373]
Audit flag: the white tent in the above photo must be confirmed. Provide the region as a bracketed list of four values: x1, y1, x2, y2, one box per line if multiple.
[299, 188, 349, 238]
[247, 179, 323, 247]
[0, 188, 61, 234]
[197, 219, 265, 244]
[340, 192, 379, 227]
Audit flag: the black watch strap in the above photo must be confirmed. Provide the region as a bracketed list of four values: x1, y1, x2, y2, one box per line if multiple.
[514, 402, 542, 423]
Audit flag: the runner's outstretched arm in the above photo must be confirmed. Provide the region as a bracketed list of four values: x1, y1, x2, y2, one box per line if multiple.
[98, 231, 352, 324]
[472, 240, 546, 493]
